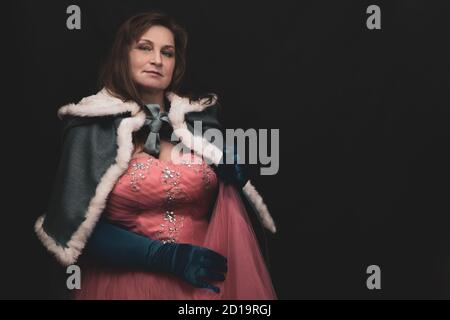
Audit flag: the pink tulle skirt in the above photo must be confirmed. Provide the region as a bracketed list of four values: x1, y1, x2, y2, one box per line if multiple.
[73, 182, 277, 300]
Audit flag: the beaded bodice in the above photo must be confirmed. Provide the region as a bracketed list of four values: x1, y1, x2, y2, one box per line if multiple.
[104, 152, 218, 245]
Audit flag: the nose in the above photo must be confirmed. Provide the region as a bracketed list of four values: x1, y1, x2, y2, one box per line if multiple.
[150, 50, 162, 66]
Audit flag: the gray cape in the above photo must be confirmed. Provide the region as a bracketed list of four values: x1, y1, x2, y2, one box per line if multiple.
[35, 89, 277, 266]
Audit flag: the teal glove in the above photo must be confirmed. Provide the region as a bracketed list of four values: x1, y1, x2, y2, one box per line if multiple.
[215, 143, 249, 188]
[85, 219, 227, 293]
[151, 242, 227, 293]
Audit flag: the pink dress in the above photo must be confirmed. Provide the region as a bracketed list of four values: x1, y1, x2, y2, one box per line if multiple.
[74, 151, 277, 300]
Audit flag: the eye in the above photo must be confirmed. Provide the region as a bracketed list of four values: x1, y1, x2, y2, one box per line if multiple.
[163, 51, 174, 57]
[137, 45, 151, 51]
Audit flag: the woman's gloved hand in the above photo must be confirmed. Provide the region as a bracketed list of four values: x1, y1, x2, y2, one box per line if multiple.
[215, 143, 249, 188]
[151, 243, 227, 293]
[85, 219, 227, 293]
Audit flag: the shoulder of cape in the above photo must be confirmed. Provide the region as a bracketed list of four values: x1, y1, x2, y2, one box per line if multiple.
[185, 100, 223, 132]
[57, 88, 222, 129]
[57, 88, 223, 138]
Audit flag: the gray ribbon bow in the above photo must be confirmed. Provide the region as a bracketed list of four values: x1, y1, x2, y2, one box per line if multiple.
[143, 104, 170, 156]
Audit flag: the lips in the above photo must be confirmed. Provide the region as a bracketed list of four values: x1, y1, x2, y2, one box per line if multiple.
[144, 70, 163, 76]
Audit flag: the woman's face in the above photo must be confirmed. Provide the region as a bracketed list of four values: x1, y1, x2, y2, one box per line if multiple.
[129, 25, 176, 93]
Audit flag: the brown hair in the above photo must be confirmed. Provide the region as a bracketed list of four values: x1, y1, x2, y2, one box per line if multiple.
[98, 10, 188, 106]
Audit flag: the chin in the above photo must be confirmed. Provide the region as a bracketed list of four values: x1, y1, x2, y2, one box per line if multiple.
[138, 80, 167, 90]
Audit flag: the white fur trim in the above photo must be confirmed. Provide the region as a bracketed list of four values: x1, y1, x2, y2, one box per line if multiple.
[166, 92, 223, 165]
[57, 88, 141, 119]
[35, 111, 147, 266]
[171, 126, 223, 165]
[243, 181, 277, 234]
[56, 89, 218, 122]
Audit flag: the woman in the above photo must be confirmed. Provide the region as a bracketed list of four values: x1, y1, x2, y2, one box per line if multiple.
[35, 10, 277, 299]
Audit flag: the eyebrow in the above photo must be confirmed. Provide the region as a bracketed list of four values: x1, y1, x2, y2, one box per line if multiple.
[139, 38, 175, 49]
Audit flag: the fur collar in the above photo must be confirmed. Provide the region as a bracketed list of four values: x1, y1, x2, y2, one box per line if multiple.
[56, 88, 224, 165]
[57, 88, 218, 122]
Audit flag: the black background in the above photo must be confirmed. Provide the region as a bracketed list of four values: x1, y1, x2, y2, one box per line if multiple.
[3, 0, 450, 299]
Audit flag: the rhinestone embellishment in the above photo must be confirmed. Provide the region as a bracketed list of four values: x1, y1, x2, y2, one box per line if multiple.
[157, 166, 184, 243]
[128, 158, 154, 192]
